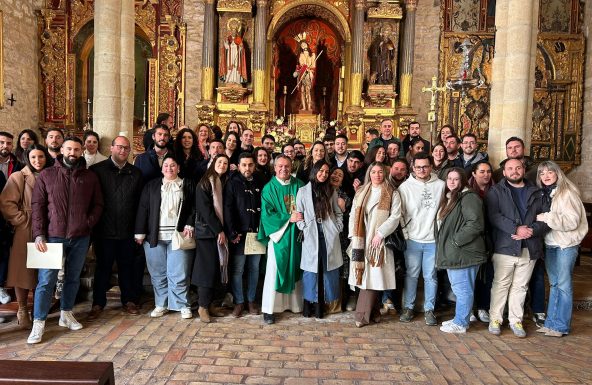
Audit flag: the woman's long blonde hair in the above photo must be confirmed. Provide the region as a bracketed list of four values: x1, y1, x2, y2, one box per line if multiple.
[536, 161, 580, 201]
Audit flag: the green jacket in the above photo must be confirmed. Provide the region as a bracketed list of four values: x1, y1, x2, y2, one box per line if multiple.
[435, 189, 487, 269]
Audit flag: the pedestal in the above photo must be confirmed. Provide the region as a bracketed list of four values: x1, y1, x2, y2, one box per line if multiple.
[289, 113, 321, 144]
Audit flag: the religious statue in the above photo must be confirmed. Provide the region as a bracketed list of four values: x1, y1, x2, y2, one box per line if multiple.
[219, 19, 248, 84]
[369, 26, 395, 85]
[293, 32, 316, 112]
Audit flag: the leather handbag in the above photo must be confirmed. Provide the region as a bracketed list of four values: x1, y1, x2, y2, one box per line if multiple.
[385, 219, 410, 252]
[171, 197, 196, 250]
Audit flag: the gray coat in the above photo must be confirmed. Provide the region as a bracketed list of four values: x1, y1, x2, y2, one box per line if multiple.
[296, 183, 344, 273]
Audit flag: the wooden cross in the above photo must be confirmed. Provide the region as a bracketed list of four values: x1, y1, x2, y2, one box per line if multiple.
[421, 76, 446, 121]
[6, 94, 16, 106]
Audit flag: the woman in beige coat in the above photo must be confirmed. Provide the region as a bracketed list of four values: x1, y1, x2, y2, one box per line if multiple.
[0, 144, 51, 327]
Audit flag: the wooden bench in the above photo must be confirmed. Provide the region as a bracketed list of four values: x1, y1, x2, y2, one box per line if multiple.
[0, 360, 114, 384]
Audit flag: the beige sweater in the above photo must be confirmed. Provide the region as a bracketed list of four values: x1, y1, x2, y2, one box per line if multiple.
[540, 189, 588, 248]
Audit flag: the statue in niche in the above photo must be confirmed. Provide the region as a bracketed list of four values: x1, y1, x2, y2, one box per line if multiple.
[369, 25, 395, 85]
[293, 32, 316, 112]
[219, 18, 248, 85]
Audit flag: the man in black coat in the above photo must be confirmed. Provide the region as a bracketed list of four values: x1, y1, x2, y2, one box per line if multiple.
[88, 136, 144, 319]
[135, 125, 171, 183]
[224, 153, 264, 317]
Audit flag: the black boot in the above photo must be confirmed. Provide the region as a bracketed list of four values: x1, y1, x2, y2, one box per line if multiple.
[303, 300, 312, 318]
[263, 313, 275, 325]
[315, 302, 323, 319]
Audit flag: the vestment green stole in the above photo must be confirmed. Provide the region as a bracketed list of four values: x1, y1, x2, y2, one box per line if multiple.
[258, 176, 304, 294]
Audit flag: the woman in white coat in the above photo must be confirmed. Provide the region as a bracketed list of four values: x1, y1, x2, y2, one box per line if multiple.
[349, 162, 401, 327]
[296, 160, 343, 318]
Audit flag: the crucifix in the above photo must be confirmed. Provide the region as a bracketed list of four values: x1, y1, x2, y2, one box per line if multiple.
[421, 76, 446, 145]
[6, 94, 16, 106]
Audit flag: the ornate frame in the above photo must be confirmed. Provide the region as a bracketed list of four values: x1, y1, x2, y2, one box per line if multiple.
[0, 10, 4, 109]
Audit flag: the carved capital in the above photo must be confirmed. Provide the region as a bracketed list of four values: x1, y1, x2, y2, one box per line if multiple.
[354, 0, 365, 10]
[405, 0, 418, 11]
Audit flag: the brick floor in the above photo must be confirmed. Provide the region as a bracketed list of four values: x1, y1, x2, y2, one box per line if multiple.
[0, 302, 591, 384]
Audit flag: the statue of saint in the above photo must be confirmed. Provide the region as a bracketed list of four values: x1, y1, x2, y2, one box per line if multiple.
[369, 28, 395, 85]
[220, 23, 248, 84]
[293, 36, 316, 112]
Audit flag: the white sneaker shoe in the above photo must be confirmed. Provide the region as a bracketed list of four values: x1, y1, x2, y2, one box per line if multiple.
[440, 322, 467, 334]
[27, 320, 46, 344]
[180, 308, 193, 319]
[442, 319, 455, 326]
[470, 314, 477, 322]
[150, 306, 168, 318]
[0, 287, 11, 304]
[477, 309, 490, 323]
[59, 311, 83, 330]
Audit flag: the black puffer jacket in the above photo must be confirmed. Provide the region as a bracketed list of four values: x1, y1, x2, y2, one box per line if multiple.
[485, 179, 550, 259]
[90, 158, 143, 239]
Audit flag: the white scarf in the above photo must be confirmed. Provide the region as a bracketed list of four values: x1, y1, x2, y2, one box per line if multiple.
[161, 177, 184, 220]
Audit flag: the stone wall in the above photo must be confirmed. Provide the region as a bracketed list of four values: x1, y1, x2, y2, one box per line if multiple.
[410, 0, 441, 142]
[183, 0, 204, 128]
[0, 0, 42, 136]
[569, 0, 592, 202]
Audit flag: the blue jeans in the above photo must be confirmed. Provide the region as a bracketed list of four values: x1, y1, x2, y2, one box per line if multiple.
[447, 266, 479, 327]
[144, 240, 192, 310]
[544, 245, 578, 334]
[403, 240, 437, 311]
[230, 253, 261, 304]
[33, 236, 90, 320]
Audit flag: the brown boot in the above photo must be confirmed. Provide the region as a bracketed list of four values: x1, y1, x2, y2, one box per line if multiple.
[87, 305, 103, 321]
[198, 306, 211, 323]
[232, 304, 244, 318]
[17, 302, 31, 329]
[209, 305, 225, 317]
[248, 302, 260, 315]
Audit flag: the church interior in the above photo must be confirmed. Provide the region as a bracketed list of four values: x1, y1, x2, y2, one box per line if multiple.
[0, 0, 592, 383]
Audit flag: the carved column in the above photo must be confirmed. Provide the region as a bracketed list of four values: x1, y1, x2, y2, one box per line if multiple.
[252, 0, 268, 106]
[200, 0, 216, 104]
[399, 0, 417, 108]
[349, 0, 365, 108]
[488, 0, 538, 165]
[120, 0, 135, 136]
[94, 0, 122, 147]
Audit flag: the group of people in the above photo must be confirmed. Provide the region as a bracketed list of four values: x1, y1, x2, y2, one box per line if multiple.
[0, 115, 586, 346]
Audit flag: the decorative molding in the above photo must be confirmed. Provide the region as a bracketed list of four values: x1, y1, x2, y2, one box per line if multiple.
[135, 1, 156, 45]
[218, 85, 250, 103]
[70, 0, 93, 39]
[217, 0, 252, 13]
[368, 1, 403, 19]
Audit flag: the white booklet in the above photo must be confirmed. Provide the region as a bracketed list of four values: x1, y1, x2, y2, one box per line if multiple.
[244, 232, 267, 255]
[26, 242, 64, 269]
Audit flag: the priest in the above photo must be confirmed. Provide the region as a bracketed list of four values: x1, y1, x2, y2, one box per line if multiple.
[258, 155, 305, 324]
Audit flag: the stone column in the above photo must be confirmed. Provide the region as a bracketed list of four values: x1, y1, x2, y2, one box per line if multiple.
[120, 0, 135, 136]
[93, 0, 122, 148]
[252, 0, 268, 105]
[200, 0, 216, 104]
[399, 0, 417, 108]
[488, 0, 538, 165]
[349, 0, 365, 107]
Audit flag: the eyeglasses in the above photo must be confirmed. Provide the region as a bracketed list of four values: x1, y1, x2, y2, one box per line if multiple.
[114, 145, 131, 152]
[414, 165, 431, 170]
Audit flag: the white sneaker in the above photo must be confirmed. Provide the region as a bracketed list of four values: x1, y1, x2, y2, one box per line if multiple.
[442, 319, 455, 326]
[0, 287, 11, 304]
[180, 308, 193, 319]
[150, 306, 168, 318]
[59, 310, 83, 330]
[27, 320, 46, 344]
[440, 322, 467, 334]
[470, 314, 477, 322]
[478, 309, 490, 323]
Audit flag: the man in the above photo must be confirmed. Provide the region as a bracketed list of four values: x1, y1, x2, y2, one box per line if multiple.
[444, 135, 463, 168]
[388, 158, 409, 189]
[134, 124, 171, 183]
[486, 158, 549, 338]
[493, 136, 538, 184]
[196, 139, 225, 181]
[398, 152, 445, 326]
[342, 150, 366, 201]
[240, 128, 255, 152]
[282, 144, 296, 160]
[364, 129, 379, 153]
[332, 134, 349, 168]
[402, 121, 430, 156]
[261, 134, 276, 155]
[378, 119, 400, 150]
[143, 113, 174, 151]
[28, 137, 104, 344]
[44, 128, 64, 160]
[460, 133, 488, 174]
[258, 156, 305, 324]
[323, 135, 335, 157]
[224, 153, 264, 318]
[293, 140, 306, 159]
[88, 136, 143, 320]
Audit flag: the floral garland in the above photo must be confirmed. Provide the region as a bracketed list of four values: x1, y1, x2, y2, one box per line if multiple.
[265, 117, 296, 149]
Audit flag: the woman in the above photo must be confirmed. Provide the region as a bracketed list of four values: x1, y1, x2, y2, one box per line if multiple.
[348, 162, 401, 327]
[405, 137, 425, 165]
[226, 121, 242, 136]
[0, 145, 50, 328]
[535, 161, 588, 337]
[296, 160, 343, 318]
[432, 143, 450, 180]
[435, 168, 487, 334]
[15, 129, 39, 164]
[364, 146, 387, 167]
[297, 141, 326, 182]
[386, 142, 400, 166]
[174, 128, 203, 180]
[254, 146, 272, 183]
[224, 131, 241, 169]
[83, 131, 108, 168]
[469, 161, 495, 323]
[438, 125, 455, 145]
[196, 124, 211, 160]
[193, 154, 230, 323]
[134, 155, 195, 320]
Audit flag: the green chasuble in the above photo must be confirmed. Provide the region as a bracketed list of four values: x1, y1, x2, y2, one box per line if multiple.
[258, 176, 304, 294]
